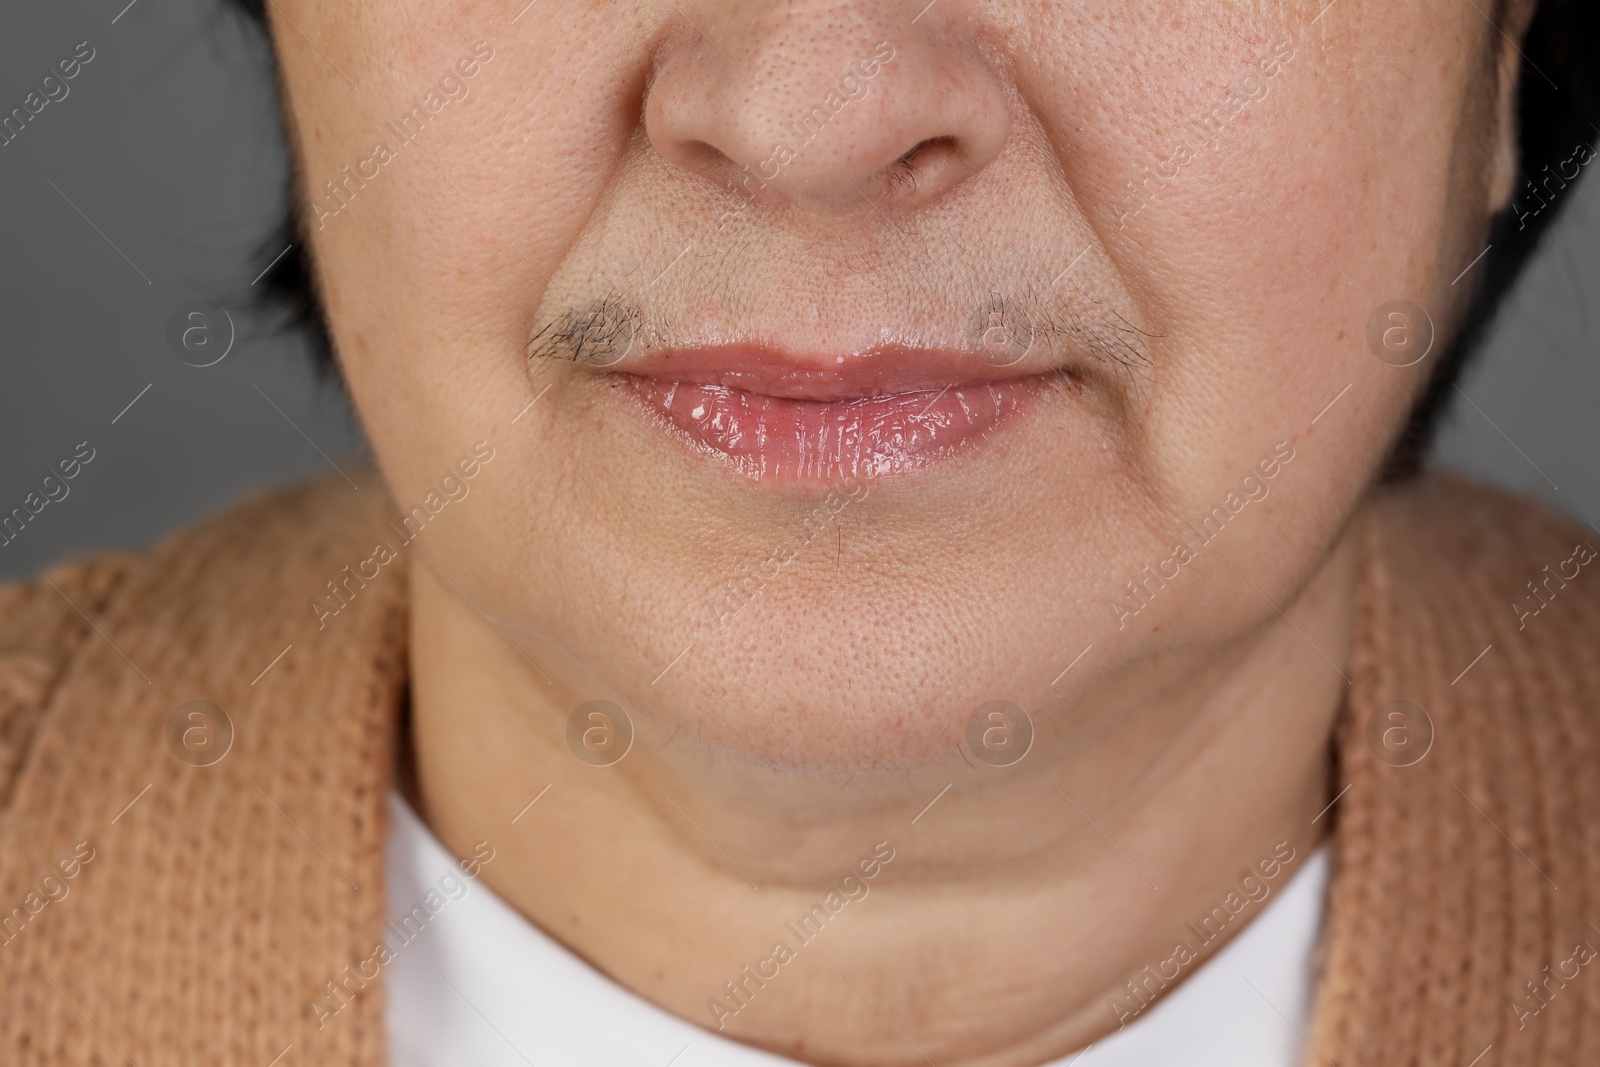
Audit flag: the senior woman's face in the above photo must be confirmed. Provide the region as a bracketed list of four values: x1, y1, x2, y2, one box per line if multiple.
[270, 0, 1518, 768]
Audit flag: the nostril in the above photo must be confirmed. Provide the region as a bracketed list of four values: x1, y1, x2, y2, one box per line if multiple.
[905, 137, 953, 161]
[887, 156, 917, 192]
[885, 136, 959, 196]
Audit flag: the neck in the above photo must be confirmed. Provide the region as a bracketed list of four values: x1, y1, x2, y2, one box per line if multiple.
[405, 522, 1360, 1067]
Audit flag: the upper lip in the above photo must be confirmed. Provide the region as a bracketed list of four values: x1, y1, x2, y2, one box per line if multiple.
[610, 343, 1050, 401]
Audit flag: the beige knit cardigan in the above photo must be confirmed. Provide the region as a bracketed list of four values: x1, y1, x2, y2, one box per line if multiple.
[0, 472, 1597, 1065]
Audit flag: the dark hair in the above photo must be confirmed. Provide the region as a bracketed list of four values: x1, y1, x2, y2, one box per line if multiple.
[226, 0, 334, 377]
[1383, 0, 1600, 477]
[226, 0, 1598, 474]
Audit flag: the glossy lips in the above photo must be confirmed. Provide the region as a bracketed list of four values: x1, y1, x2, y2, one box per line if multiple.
[615, 345, 1048, 482]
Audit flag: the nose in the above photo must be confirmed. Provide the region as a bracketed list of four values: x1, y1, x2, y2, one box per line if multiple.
[644, 3, 1010, 215]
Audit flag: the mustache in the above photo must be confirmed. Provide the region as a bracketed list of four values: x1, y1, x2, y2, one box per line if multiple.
[526, 292, 1155, 377]
[527, 298, 644, 368]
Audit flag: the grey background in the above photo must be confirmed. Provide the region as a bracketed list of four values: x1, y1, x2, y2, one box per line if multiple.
[1, 0, 1595, 582]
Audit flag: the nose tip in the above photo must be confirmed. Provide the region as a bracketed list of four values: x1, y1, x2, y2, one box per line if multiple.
[645, 19, 1010, 215]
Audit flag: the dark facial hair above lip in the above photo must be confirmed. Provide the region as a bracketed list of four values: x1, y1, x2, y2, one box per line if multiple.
[525, 291, 1157, 384]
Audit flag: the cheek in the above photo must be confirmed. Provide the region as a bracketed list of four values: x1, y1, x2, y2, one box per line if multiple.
[294, 6, 648, 498]
[1025, 1, 1470, 492]
[1002, 1, 1473, 644]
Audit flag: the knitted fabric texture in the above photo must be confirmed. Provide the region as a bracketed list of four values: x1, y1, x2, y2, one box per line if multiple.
[0, 472, 1595, 1065]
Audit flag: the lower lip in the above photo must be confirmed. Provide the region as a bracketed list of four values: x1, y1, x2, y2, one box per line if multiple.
[621, 376, 1046, 481]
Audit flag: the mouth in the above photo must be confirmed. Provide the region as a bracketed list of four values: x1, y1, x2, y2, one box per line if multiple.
[609, 344, 1059, 482]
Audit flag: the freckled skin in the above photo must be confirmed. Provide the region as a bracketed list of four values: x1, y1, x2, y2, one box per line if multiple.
[267, 1, 1533, 1064]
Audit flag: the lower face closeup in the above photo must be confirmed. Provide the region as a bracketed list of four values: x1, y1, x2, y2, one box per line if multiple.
[266, 0, 1523, 1061]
